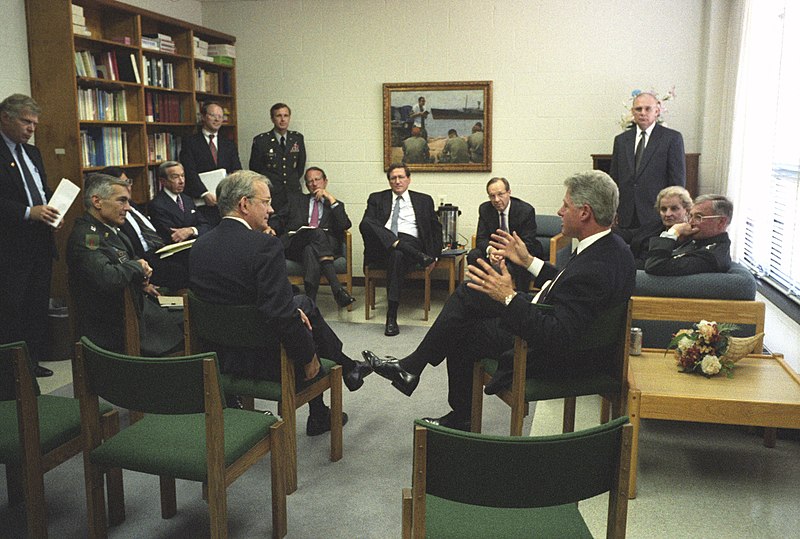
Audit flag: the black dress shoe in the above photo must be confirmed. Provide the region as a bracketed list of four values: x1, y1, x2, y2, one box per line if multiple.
[384, 316, 400, 336]
[420, 254, 435, 268]
[334, 288, 356, 308]
[361, 350, 419, 396]
[483, 369, 513, 395]
[33, 365, 53, 377]
[422, 412, 471, 432]
[343, 360, 372, 392]
[306, 408, 348, 436]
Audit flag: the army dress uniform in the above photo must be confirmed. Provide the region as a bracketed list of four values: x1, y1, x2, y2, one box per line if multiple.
[248, 129, 306, 211]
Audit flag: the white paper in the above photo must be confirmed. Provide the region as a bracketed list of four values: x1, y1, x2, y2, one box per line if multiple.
[48, 178, 80, 228]
[194, 168, 227, 206]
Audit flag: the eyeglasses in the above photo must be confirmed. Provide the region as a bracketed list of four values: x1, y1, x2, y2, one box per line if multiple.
[249, 196, 272, 207]
[688, 214, 724, 223]
[389, 175, 407, 181]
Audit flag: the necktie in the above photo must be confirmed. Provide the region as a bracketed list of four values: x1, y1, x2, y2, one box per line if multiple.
[310, 199, 320, 227]
[634, 130, 646, 173]
[538, 250, 577, 303]
[280, 136, 286, 152]
[500, 211, 508, 232]
[176, 194, 185, 212]
[15, 144, 44, 206]
[129, 210, 164, 250]
[208, 134, 218, 165]
[390, 195, 401, 235]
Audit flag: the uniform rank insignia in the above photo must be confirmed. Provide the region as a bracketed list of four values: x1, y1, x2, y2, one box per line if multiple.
[85, 233, 100, 250]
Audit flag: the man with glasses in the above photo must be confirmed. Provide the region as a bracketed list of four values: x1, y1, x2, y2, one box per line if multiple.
[360, 164, 442, 336]
[468, 177, 542, 291]
[148, 161, 210, 245]
[66, 173, 183, 355]
[644, 194, 732, 275]
[180, 101, 242, 226]
[190, 170, 371, 433]
[610, 92, 686, 240]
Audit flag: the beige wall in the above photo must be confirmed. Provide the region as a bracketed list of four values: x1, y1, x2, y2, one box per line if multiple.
[202, 0, 731, 270]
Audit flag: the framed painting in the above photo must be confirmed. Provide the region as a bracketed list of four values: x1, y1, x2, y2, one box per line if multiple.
[383, 81, 492, 172]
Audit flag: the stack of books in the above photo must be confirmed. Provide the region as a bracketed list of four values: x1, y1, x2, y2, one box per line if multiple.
[193, 37, 213, 62]
[208, 43, 235, 66]
[143, 33, 176, 54]
[71, 4, 91, 37]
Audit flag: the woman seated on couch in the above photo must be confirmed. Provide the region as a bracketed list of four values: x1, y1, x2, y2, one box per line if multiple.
[629, 186, 692, 268]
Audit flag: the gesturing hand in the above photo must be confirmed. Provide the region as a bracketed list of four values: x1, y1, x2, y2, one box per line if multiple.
[466, 258, 516, 303]
[489, 230, 534, 268]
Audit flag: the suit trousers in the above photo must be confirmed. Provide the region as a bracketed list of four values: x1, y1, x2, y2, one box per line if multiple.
[361, 220, 423, 303]
[285, 228, 337, 288]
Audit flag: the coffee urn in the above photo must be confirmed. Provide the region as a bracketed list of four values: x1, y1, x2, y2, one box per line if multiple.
[437, 203, 461, 249]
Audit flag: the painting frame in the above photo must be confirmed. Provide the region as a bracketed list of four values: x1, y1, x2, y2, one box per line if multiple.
[383, 81, 492, 172]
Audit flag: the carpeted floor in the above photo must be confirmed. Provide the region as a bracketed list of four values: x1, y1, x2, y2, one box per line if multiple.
[3, 287, 799, 537]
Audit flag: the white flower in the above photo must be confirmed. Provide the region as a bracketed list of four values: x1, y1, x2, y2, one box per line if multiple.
[676, 335, 694, 353]
[697, 320, 717, 342]
[701, 355, 722, 375]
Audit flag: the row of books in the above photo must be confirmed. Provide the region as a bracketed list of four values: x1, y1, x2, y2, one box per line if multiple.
[78, 88, 128, 122]
[195, 68, 233, 95]
[145, 92, 183, 123]
[142, 55, 175, 88]
[147, 169, 165, 200]
[147, 132, 182, 163]
[80, 127, 129, 167]
[75, 50, 140, 83]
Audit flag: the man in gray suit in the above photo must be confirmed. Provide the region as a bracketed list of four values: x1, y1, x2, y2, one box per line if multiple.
[610, 92, 685, 238]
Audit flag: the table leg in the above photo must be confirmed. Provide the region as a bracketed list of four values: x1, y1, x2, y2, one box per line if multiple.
[627, 388, 641, 499]
[448, 259, 455, 294]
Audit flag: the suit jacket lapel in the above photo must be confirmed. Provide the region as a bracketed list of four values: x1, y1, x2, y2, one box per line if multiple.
[0, 142, 28, 201]
[624, 129, 636, 174]
[637, 124, 662, 174]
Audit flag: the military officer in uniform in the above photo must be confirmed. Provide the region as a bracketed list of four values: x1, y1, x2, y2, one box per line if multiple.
[248, 102, 306, 212]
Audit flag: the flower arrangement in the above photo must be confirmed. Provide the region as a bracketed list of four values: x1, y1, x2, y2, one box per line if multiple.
[667, 320, 745, 377]
[619, 86, 677, 129]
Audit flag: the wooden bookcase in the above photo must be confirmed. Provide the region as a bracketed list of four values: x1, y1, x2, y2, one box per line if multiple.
[24, 0, 237, 299]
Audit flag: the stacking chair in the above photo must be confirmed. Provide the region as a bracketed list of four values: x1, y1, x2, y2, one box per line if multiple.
[183, 290, 343, 494]
[472, 300, 632, 435]
[364, 260, 435, 321]
[286, 230, 354, 311]
[0, 341, 122, 538]
[74, 337, 287, 538]
[402, 417, 632, 538]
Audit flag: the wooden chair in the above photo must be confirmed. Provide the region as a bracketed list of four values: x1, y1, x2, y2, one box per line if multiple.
[0, 341, 123, 538]
[75, 337, 287, 538]
[472, 300, 632, 436]
[183, 290, 343, 494]
[286, 230, 354, 312]
[402, 417, 632, 539]
[363, 260, 435, 321]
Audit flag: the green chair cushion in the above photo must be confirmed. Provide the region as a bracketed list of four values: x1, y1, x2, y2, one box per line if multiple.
[425, 495, 592, 539]
[0, 395, 113, 464]
[90, 409, 279, 482]
[480, 358, 618, 401]
[220, 357, 337, 401]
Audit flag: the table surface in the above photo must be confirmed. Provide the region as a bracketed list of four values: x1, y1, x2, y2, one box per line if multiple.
[628, 348, 800, 427]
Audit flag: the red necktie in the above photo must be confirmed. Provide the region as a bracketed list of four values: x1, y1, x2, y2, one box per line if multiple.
[177, 194, 185, 212]
[209, 134, 218, 165]
[310, 199, 320, 227]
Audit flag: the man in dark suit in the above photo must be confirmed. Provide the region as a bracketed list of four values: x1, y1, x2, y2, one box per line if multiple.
[249, 102, 306, 212]
[277, 166, 355, 307]
[363, 170, 636, 431]
[101, 166, 189, 291]
[359, 164, 443, 336]
[610, 92, 685, 238]
[468, 177, 543, 291]
[180, 101, 242, 226]
[66, 174, 183, 356]
[148, 161, 210, 244]
[0, 94, 59, 376]
[189, 170, 371, 435]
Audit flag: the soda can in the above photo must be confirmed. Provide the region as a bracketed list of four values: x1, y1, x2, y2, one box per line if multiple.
[630, 327, 643, 356]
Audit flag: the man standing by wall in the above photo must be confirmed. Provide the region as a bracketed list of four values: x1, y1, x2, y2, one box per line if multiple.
[610, 91, 685, 238]
[0, 94, 59, 376]
[249, 102, 306, 211]
[360, 164, 442, 336]
[180, 101, 242, 225]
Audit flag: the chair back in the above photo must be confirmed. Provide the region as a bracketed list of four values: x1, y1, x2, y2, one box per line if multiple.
[184, 289, 268, 352]
[0, 341, 40, 400]
[418, 416, 631, 507]
[78, 336, 222, 414]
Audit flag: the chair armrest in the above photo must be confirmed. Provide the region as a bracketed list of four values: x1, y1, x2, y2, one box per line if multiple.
[471, 234, 476, 249]
[549, 233, 571, 267]
[344, 230, 352, 279]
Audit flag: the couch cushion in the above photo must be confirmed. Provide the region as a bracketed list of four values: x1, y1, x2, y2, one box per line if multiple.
[634, 262, 756, 300]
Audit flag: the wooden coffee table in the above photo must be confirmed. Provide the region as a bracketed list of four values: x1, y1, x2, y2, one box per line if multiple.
[626, 349, 800, 499]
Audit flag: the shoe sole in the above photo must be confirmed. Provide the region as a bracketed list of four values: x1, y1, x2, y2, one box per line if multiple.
[391, 379, 417, 397]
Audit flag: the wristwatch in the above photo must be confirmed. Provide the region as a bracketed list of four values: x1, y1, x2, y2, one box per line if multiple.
[504, 292, 517, 306]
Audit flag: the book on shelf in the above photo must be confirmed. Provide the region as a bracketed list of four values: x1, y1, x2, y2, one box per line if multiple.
[147, 132, 182, 162]
[141, 36, 159, 50]
[130, 53, 140, 83]
[80, 126, 128, 167]
[212, 56, 234, 67]
[72, 13, 85, 25]
[78, 88, 128, 121]
[71, 3, 83, 16]
[208, 43, 236, 58]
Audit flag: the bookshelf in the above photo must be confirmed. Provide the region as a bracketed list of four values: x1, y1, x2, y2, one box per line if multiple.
[25, 0, 237, 299]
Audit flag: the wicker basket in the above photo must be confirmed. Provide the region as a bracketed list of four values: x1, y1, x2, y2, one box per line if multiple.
[722, 333, 765, 363]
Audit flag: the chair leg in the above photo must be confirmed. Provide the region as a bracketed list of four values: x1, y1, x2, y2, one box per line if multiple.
[364, 273, 371, 320]
[562, 397, 577, 433]
[423, 273, 431, 321]
[401, 487, 413, 539]
[101, 410, 125, 526]
[270, 423, 288, 538]
[84, 455, 108, 539]
[330, 366, 343, 462]
[5, 465, 23, 507]
[279, 400, 298, 494]
[470, 363, 484, 433]
[207, 474, 227, 539]
[19, 458, 46, 539]
[159, 476, 177, 519]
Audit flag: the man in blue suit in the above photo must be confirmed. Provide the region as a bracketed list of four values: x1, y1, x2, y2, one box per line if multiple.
[610, 92, 685, 237]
